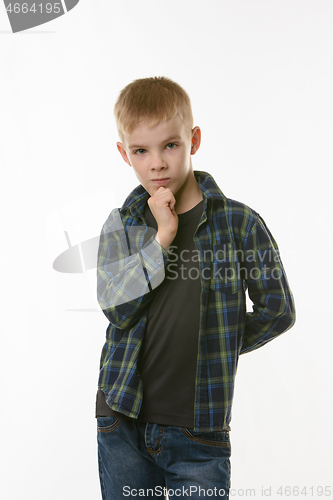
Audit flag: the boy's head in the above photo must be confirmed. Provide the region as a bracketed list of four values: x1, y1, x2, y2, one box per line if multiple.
[114, 77, 201, 200]
[114, 76, 194, 143]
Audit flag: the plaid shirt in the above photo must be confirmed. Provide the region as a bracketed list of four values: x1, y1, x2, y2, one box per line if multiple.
[97, 171, 295, 431]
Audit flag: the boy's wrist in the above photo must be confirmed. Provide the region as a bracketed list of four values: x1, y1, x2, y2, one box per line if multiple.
[155, 231, 175, 250]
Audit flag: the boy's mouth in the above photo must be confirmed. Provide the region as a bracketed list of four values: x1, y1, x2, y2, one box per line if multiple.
[151, 178, 170, 186]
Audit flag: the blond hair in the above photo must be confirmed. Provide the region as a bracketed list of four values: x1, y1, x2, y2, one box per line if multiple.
[114, 76, 194, 142]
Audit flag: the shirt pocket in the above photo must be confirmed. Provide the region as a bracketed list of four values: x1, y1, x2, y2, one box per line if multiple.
[209, 257, 241, 295]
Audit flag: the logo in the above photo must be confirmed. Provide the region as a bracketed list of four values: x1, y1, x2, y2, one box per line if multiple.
[46, 190, 116, 312]
[3, 0, 80, 33]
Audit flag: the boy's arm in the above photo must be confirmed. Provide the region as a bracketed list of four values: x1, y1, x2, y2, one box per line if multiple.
[97, 208, 169, 329]
[240, 215, 296, 354]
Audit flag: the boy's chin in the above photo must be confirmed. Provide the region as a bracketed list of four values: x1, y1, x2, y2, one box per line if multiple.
[145, 184, 172, 197]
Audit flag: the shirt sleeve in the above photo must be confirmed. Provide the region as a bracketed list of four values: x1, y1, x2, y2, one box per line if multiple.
[240, 215, 296, 354]
[96, 208, 169, 329]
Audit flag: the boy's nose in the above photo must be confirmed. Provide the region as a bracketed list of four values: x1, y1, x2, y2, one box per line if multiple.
[150, 154, 166, 170]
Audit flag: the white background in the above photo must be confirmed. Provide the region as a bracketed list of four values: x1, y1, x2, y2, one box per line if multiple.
[1, 1, 332, 499]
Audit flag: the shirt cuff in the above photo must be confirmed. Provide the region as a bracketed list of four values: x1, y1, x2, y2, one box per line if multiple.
[140, 236, 170, 290]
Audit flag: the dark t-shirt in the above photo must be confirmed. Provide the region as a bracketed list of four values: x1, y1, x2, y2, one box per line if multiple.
[95, 199, 204, 428]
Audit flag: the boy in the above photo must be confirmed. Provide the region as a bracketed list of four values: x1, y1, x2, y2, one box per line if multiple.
[95, 77, 295, 499]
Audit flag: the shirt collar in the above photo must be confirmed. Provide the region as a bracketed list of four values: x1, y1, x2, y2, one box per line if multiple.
[120, 171, 227, 217]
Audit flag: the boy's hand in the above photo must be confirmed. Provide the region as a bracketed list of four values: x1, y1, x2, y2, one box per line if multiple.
[148, 187, 178, 249]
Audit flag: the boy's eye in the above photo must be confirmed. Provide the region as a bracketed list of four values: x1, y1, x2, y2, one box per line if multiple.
[134, 148, 146, 155]
[166, 143, 177, 150]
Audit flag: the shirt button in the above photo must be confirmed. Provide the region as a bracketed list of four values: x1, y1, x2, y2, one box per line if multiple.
[156, 258, 162, 264]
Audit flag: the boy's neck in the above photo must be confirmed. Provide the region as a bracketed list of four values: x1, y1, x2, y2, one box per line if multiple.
[174, 171, 202, 215]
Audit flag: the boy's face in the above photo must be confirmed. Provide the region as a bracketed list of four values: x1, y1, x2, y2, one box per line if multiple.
[117, 115, 201, 197]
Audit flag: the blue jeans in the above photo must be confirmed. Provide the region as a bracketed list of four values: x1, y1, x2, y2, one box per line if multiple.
[97, 416, 231, 499]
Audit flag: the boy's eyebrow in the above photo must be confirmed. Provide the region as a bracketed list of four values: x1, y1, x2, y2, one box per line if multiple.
[128, 135, 182, 149]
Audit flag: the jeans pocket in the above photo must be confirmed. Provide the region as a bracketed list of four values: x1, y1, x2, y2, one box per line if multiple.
[181, 428, 231, 448]
[97, 416, 123, 433]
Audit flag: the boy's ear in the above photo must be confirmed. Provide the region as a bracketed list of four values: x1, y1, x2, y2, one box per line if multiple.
[117, 142, 132, 166]
[190, 126, 201, 155]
